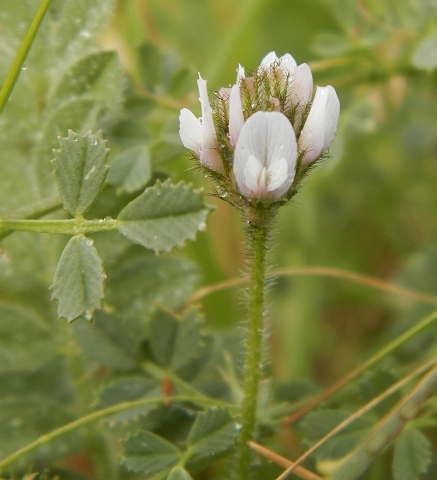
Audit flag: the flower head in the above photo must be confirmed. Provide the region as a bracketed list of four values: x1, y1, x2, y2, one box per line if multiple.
[179, 51, 340, 203]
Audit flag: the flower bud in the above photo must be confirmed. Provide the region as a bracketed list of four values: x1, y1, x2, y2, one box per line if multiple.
[298, 85, 340, 165]
[179, 74, 222, 170]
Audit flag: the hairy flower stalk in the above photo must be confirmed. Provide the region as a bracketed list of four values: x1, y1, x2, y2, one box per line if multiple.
[180, 51, 340, 479]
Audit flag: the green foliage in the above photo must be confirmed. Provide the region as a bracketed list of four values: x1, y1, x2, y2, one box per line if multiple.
[185, 408, 236, 471]
[121, 430, 181, 476]
[118, 180, 212, 253]
[106, 145, 152, 194]
[1, 0, 437, 479]
[52, 131, 110, 216]
[411, 31, 437, 71]
[301, 409, 373, 461]
[51, 235, 105, 322]
[0, 303, 55, 372]
[149, 307, 205, 377]
[392, 424, 432, 480]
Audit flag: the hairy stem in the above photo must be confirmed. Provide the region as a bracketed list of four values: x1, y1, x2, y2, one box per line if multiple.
[236, 204, 275, 479]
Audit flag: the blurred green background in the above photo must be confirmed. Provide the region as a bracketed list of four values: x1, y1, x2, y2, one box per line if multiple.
[106, 0, 437, 382]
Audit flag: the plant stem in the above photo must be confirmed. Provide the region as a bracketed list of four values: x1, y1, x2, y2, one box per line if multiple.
[0, 0, 53, 114]
[0, 395, 218, 474]
[236, 204, 274, 479]
[0, 217, 118, 235]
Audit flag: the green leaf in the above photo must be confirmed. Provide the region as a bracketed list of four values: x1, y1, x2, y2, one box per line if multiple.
[185, 408, 236, 471]
[0, 397, 81, 461]
[149, 307, 205, 376]
[97, 376, 161, 423]
[411, 31, 437, 71]
[392, 424, 431, 480]
[167, 467, 193, 480]
[33, 98, 102, 198]
[41, 0, 116, 64]
[122, 430, 180, 475]
[107, 145, 152, 194]
[52, 130, 110, 215]
[118, 180, 212, 253]
[149, 308, 179, 368]
[0, 303, 55, 373]
[105, 254, 200, 326]
[50, 51, 123, 107]
[73, 310, 138, 369]
[301, 410, 372, 461]
[105, 254, 200, 324]
[51, 235, 105, 322]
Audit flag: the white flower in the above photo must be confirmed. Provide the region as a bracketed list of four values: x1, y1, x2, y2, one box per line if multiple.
[179, 74, 222, 170]
[298, 85, 340, 165]
[233, 111, 298, 200]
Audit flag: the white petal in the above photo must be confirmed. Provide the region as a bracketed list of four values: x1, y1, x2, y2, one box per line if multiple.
[322, 85, 340, 151]
[260, 51, 279, 70]
[267, 158, 288, 191]
[299, 85, 340, 165]
[291, 63, 313, 127]
[197, 74, 222, 170]
[229, 84, 245, 149]
[179, 108, 202, 156]
[279, 53, 297, 74]
[234, 111, 298, 200]
[292, 63, 313, 107]
[243, 155, 264, 192]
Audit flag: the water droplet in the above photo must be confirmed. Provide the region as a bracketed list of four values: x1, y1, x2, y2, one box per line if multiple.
[79, 29, 91, 38]
[10, 417, 23, 428]
[235, 423, 242, 431]
[20, 63, 27, 71]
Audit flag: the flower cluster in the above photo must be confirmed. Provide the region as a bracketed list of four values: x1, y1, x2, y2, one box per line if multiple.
[179, 52, 340, 203]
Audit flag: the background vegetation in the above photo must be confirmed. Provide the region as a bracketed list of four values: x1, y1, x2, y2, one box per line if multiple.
[1, 0, 437, 479]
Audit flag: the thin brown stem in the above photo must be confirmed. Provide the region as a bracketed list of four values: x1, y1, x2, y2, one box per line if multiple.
[187, 266, 437, 307]
[248, 441, 322, 480]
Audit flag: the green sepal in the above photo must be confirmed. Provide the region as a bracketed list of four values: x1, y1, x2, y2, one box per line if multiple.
[52, 130, 110, 216]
